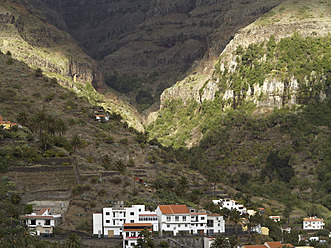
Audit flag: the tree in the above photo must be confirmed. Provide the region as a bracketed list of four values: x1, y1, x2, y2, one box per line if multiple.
[211, 235, 230, 248]
[229, 209, 242, 238]
[65, 233, 81, 248]
[70, 134, 84, 153]
[134, 227, 155, 248]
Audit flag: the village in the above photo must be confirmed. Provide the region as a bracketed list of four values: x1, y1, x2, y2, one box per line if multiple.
[22, 197, 328, 248]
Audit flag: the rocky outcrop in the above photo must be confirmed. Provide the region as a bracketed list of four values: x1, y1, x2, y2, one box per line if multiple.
[40, 0, 282, 102]
[156, 0, 331, 114]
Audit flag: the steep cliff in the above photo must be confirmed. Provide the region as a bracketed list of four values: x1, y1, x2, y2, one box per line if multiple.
[40, 0, 282, 110]
[148, 0, 331, 147]
[0, 0, 144, 130]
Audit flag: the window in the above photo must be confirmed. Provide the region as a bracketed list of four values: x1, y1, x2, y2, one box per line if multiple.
[201, 217, 205, 220]
[45, 220, 51, 226]
[31, 220, 36, 225]
[167, 216, 171, 222]
[106, 220, 110, 223]
[130, 220, 134, 223]
[185, 224, 188, 227]
[200, 224, 203, 226]
[178, 224, 181, 227]
[167, 225, 170, 228]
[45, 230, 49, 233]
[106, 212, 110, 215]
[139, 209, 141, 212]
[183, 216, 186, 221]
[175, 216, 179, 221]
[130, 212, 134, 216]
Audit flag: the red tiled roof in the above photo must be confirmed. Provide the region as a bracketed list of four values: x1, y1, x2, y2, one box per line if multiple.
[158, 205, 189, 214]
[208, 213, 221, 216]
[123, 223, 152, 227]
[23, 216, 55, 219]
[303, 217, 324, 222]
[124, 229, 152, 232]
[37, 208, 50, 215]
[243, 242, 294, 248]
[266, 242, 294, 248]
[243, 245, 266, 248]
[190, 212, 207, 215]
[139, 214, 157, 216]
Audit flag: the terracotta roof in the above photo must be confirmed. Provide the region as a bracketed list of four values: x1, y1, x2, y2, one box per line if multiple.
[124, 228, 152, 232]
[242, 245, 266, 248]
[123, 223, 152, 227]
[158, 205, 189, 214]
[23, 216, 55, 219]
[303, 217, 324, 222]
[37, 208, 50, 215]
[208, 213, 221, 216]
[266, 242, 294, 248]
[190, 212, 207, 215]
[139, 214, 157, 216]
[243, 242, 293, 248]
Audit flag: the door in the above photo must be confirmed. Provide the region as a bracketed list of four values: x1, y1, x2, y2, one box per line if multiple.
[108, 230, 114, 237]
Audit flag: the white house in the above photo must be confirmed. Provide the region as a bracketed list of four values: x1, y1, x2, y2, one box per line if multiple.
[206, 213, 225, 235]
[212, 198, 247, 214]
[93, 205, 158, 237]
[303, 217, 325, 230]
[22, 208, 61, 236]
[269, 216, 281, 222]
[122, 223, 152, 248]
[156, 205, 192, 236]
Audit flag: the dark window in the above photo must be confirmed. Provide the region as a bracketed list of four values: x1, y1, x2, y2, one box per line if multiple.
[106, 212, 110, 215]
[130, 212, 134, 216]
[106, 220, 110, 223]
[31, 220, 36, 225]
[45, 220, 51, 225]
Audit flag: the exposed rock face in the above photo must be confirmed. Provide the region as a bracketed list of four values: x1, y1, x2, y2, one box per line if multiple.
[40, 0, 281, 98]
[157, 0, 331, 113]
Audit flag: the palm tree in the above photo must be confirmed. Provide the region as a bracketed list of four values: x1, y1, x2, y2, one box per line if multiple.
[71, 134, 84, 153]
[229, 209, 242, 238]
[211, 235, 230, 248]
[65, 233, 81, 248]
[17, 112, 29, 126]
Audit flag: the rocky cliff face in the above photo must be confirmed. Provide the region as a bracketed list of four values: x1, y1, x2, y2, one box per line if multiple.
[0, 1, 144, 130]
[40, 0, 281, 103]
[147, 0, 331, 146]
[157, 0, 331, 111]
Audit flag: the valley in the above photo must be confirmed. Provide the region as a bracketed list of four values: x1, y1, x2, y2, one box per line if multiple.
[0, 0, 330, 247]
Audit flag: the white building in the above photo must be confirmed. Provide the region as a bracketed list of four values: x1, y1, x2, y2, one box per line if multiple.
[22, 208, 61, 236]
[93, 205, 158, 237]
[303, 217, 325, 230]
[156, 205, 192, 236]
[269, 216, 281, 222]
[206, 213, 225, 235]
[123, 223, 152, 248]
[212, 198, 247, 214]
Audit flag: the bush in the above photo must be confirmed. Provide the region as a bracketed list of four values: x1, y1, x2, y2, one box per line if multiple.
[72, 185, 91, 195]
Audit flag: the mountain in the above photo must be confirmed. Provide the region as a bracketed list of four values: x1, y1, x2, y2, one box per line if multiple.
[0, 0, 144, 130]
[146, 0, 331, 220]
[148, 0, 331, 147]
[39, 0, 282, 112]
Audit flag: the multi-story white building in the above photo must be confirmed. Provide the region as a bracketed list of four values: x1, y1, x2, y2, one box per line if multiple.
[93, 205, 158, 237]
[212, 198, 247, 214]
[206, 213, 225, 235]
[156, 205, 192, 236]
[123, 223, 152, 248]
[93, 204, 226, 243]
[303, 217, 325, 230]
[22, 208, 61, 236]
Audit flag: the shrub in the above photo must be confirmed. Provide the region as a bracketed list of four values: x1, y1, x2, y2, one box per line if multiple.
[72, 185, 91, 195]
[35, 68, 43, 77]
